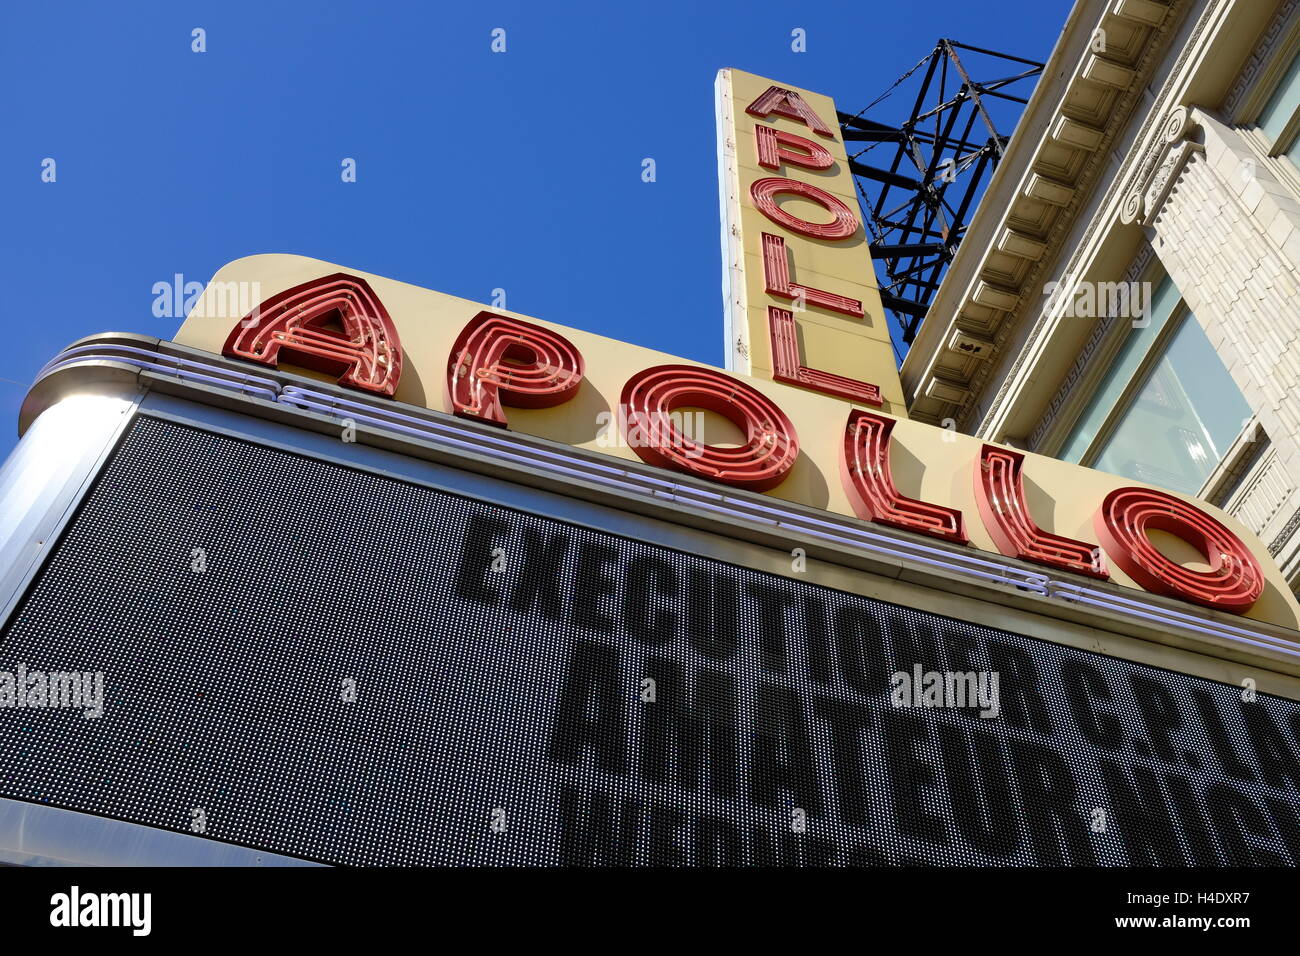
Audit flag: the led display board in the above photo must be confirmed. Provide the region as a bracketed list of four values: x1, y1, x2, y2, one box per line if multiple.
[1, 416, 1298, 866]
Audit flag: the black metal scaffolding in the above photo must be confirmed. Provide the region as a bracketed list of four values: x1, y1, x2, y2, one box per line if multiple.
[839, 39, 1044, 354]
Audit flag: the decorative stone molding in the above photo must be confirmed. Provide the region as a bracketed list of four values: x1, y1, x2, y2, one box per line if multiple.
[1027, 243, 1155, 449]
[1120, 107, 1203, 224]
[1223, 0, 1298, 118]
[1270, 506, 1300, 556]
[1162, 103, 1195, 142]
[1119, 189, 1145, 224]
[969, 0, 1224, 438]
[1118, 113, 1206, 228]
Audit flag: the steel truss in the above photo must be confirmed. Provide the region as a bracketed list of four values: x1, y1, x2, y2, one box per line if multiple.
[839, 39, 1044, 352]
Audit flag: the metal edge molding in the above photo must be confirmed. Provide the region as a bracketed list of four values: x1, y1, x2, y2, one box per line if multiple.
[0, 797, 323, 867]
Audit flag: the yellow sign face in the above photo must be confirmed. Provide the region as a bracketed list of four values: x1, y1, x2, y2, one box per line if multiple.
[174, 253, 1300, 630]
[715, 68, 904, 415]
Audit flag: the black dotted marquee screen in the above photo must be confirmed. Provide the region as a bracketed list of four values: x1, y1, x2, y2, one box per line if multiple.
[1, 415, 1299, 866]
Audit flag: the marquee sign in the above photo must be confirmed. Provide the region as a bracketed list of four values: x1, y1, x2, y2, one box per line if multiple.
[11, 68, 1300, 871]
[3, 416, 1298, 866]
[715, 69, 904, 413]
[162, 72, 1299, 631]
[169, 253, 1300, 630]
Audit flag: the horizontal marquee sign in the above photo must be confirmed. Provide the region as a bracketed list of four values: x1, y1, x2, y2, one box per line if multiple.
[173, 253, 1300, 630]
[5, 416, 1298, 865]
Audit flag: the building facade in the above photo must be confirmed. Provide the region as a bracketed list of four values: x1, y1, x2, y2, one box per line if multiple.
[904, 0, 1300, 594]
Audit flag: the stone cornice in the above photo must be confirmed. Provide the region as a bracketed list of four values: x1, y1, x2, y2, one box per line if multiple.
[965, 0, 1287, 444]
[902, 0, 1188, 427]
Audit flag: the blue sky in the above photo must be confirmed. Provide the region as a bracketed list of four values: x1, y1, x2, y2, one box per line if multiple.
[0, 0, 1070, 456]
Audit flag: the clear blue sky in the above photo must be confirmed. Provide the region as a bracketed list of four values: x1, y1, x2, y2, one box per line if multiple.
[0, 0, 1070, 456]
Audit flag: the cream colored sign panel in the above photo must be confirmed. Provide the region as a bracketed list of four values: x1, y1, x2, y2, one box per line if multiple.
[175, 253, 1300, 630]
[716, 68, 904, 415]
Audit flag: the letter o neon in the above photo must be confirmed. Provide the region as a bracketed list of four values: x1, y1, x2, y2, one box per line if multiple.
[620, 364, 799, 492]
[749, 177, 860, 240]
[1094, 487, 1265, 612]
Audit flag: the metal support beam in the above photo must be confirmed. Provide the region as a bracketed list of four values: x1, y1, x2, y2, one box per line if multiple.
[839, 39, 1043, 352]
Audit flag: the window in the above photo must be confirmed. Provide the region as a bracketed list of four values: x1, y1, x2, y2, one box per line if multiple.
[1256, 45, 1300, 164]
[1058, 276, 1182, 463]
[1059, 275, 1252, 496]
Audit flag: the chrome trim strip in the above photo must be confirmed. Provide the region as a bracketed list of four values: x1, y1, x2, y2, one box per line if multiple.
[278, 385, 1053, 595]
[36, 342, 280, 401]
[0, 387, 142, 631]
[0, 798, 321, 867]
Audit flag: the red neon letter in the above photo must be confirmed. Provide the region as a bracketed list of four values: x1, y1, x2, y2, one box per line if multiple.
[840, 410, 966, 542]
[762, 233, 863, 317]
[446, 312, 585, 426]
[224, 273, 401, 396]
[750, 178, 859, 241]
[769, 308, 881, 406]
[975, 445, 1108, 578]
[755, 125, 834, 171]
[620, 364, 799, 491]
[1094, 487, 1265, 612]
[745, 85, 835, 138]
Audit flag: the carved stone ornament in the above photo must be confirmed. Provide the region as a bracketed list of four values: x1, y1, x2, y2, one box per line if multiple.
[1120, 106, 1202, 225]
